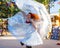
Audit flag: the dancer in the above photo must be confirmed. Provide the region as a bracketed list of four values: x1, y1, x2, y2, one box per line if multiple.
[8, 0, 52, 48]
[20, 12, 42, 48]
[8, 11, 43, 48]
[20, 11, 43, 48]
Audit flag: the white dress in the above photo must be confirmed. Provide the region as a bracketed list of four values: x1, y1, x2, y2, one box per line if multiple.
[8, 12, 43, 46]
[22, 20, 43, 46]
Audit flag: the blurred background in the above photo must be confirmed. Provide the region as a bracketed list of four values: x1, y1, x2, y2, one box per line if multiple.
[0, 0, 60, 41]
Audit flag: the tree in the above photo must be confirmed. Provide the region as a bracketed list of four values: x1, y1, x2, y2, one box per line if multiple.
[0, 0, 20, 18]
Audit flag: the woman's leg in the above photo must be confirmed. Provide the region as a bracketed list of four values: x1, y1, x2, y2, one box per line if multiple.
[26, 46, 32, 48]
[20, 42, 24, 46]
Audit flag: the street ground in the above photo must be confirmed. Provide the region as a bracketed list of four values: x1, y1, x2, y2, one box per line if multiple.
[0, 36, 60, 48]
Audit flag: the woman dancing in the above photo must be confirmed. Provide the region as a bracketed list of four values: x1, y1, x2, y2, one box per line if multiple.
[8, 0, 52, 48]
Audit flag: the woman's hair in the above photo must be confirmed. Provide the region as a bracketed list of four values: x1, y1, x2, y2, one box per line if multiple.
[29, 13, 40, 20]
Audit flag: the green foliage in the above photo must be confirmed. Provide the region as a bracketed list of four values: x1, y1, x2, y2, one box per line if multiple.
[0, 0, 20, 18]
[35, 0, 50, 7]
[36, 0, 50, 13]
[0, 0, 50, 18]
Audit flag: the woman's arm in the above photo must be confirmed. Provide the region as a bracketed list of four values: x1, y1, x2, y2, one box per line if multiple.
[31, 19, 41, 34]
[30, 19, 37, 29]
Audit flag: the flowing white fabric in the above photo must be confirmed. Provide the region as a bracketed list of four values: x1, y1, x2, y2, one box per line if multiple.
[8, 0, 52, 46]
[15, 0, 52, 38]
